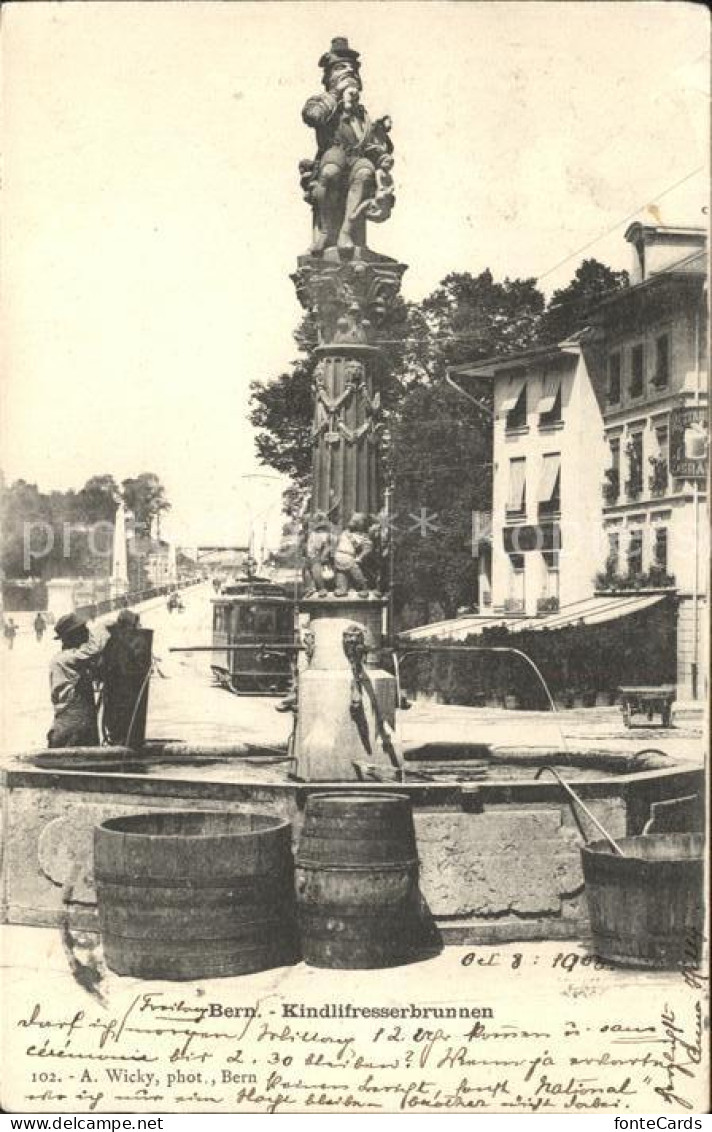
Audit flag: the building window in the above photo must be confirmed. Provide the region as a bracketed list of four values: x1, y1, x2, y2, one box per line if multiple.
[537, 453, 561, 517]
[603, 439, 620, 504]
[607, 352, 621, 404]
[607, 531, 620, 573]
[506, 458, 527, 516]
[653, 527, 668, 572]
[504, 381, 527, 430]
[630, 344, 645, 398]
[507, 553, 525, 612]
[539, 373, 562, 426]
[652, 334, 670, 389]
[649, 424, 669, 496]
[625, 433, 644, 498]
[538, 550, 560, 611]
[627, 529, 643, 577]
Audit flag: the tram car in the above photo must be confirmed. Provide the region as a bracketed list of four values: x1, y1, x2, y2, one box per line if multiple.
[211, 576, 296, 695]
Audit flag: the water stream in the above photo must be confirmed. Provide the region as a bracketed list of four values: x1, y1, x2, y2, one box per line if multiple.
[394, 644, 570, 752]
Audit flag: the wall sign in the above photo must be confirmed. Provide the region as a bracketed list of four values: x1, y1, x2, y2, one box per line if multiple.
[669, 406, 708, 479]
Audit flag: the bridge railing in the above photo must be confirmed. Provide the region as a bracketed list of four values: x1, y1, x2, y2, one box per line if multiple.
[73, 578, 200, 622]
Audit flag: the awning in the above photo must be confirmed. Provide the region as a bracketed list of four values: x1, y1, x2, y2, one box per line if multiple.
[503, 521, 560, 553]
[500, 376, 526, 414]
[399, 593, 669, 642]
[539, 372, 561, 415]
[537, 454, 561, 503]
[507, 459, 527, 512]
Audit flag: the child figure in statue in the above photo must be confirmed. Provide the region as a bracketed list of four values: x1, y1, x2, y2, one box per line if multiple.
[303, 512, 334, 598]
[334, 512, 373, 597]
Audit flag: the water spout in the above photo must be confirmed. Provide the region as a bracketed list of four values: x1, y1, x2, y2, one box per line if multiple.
[395, 644, 570, 753]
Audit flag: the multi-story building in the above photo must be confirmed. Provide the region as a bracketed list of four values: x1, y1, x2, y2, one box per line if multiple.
[449, 333, 607, 617]
[592, 223, 708, 698]
[417, 224, 708, 702]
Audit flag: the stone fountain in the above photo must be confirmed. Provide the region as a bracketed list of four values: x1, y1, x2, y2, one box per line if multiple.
[290, 36, 406, 781]
[1, 37, 703, 947]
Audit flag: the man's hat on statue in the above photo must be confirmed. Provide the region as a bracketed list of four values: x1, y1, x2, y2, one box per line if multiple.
[318, 36, 361, 72]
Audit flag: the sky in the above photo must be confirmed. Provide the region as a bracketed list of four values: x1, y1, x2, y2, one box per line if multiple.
[1, 1, 708, 548]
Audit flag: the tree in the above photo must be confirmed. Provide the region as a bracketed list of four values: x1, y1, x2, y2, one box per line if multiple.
[78, 474, 120, 523]
[390, 382, 492, 623]
[537, 258, 629, 344]
[121, 473, 171, 538]
[0, 472, 170, 581]
[249, 269, 545, 623]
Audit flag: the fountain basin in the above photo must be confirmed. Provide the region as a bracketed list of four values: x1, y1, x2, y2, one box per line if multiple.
[1, 745, 703, 944]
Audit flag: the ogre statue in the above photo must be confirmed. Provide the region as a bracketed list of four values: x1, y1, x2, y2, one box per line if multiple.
[300, 37, 394, 254]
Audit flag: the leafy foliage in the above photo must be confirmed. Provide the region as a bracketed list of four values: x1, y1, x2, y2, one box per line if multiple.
[537, 258, 629, 344]
[121, 472, 171, 538]
[0, 472, 169, 580]
[250, 260, 625, 625]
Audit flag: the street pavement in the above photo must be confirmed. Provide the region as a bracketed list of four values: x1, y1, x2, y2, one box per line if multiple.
[1, 583, 704, 762]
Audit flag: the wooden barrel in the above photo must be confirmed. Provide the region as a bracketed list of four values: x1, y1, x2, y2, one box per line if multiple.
[95, 810, 298, 979]
[581, 833, 704, 969]
[295, 793, 420, 969]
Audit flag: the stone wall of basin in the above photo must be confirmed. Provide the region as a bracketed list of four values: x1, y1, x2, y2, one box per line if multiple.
[1, 760, 703, 945]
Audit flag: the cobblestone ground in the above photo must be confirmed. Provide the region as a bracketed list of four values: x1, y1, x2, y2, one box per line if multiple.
[1, 583, 704, 763]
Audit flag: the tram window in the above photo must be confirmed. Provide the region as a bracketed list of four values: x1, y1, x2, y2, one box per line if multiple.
[276, 608, 294, 636]
[254, 610, 276, 635]
[240, 608, 256, 634]
[213, 608, 225, 633]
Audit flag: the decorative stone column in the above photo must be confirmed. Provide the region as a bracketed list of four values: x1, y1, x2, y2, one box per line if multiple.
[110, 498, 129, 600]
[290, 38, 407, 781]
[293, 251, 406, 529]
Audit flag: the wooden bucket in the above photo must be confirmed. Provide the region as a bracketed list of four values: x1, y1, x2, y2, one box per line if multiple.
[295, 793, 420, 969]
[581, 833, 705, 969]
[94, 810, 298, 979]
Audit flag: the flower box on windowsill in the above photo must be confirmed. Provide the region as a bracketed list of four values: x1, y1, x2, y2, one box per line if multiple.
[503, 598, 525, 613]
[594, 570, 676, 594]
[624, 480, 642, 501]
[649, 457, 669, 496]
[504, 425, 530, 437]
[603, 468, 620, 506]
[537, 596, 560, 613]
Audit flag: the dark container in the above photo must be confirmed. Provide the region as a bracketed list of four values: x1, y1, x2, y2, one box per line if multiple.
[101, 626, 153, 747]
[94, 810, 298, 979]
[581, 833, 705, 969]
[295, 793, 421, 969]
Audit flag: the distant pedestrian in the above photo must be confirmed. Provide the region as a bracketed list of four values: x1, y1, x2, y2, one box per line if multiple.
[4, 618, 18, 650]
[34, 612, 47, 642]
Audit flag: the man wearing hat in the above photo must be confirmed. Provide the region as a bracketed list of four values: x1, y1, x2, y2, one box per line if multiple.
[301, 37, 394, 253]
[47, 613, 109, 748]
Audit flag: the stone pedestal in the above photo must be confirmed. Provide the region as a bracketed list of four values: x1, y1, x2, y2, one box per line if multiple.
[46, 579, 76, 619]
[301, 596, 386, 659]
[293, 612, 399, 782]
[109, 578, 129, 601]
